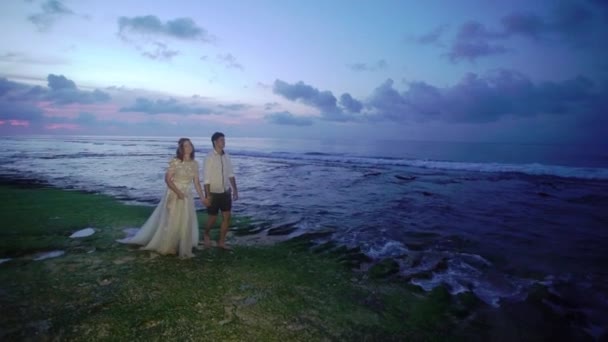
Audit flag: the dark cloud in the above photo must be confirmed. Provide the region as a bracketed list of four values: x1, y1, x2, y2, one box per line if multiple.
[501, 12, 546, 39]
[48, 74, 76, 90]
[551, 2, 593, 35]
[0, 75, 110, 105]
[412, 25, 448, 46]
[273, 80, 339, 114]
[348, 59, 388, 72]
[265, 111, 313, 126]
[45, 74, 110, 104]
[118, 15, 212, 42]
[273, 79, 364, 122]
[0, 100, 44, 121]
[120, 97, 212, 115]
[446, 3, 606, 62]
[27, 0, 74, 31]
[367, 79, 411, 122]
[339, 93, 363, 113]
[216, 53, 243, 70]
[0, 78, 28, 96]
[367, 70, 605, 124]
[447, 21, 509, 62]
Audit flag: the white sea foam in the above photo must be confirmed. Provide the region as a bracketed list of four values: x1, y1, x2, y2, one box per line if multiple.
[69, 227, 95, 238]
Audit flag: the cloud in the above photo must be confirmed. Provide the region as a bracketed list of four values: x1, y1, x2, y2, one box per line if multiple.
[447, 21, 509, 62]
[0, 77, 28, 96]
[0, 52, 68, 65]
[119, 97, 212, 115]
[264, 102, 279, 111]
[411, 25, 448, 46]
[217, 53, 243, 70]
[339, 93, 363, 113]
[272, 79, 365, 122]
[118, 15, 212, 42]
[141, 42, 179, 60]
[48, 74, 75, 90]
[45, 75, 110, 104]
[445, 3, 606, 62]
[265, 111, 313, 126]
[0, 100, 45, 122]
[217, 103, 250, 111]
[117, 15, 213, 61]
[501, 12, 546, 39]
[27, 0, 74, 31]
[1, 74, 111, 105]
[273, 79, 340, 114]
[348, 59, 388, 72]
[367, 70, 605, 124]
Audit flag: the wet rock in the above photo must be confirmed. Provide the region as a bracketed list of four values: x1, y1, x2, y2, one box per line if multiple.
[395, 175, 416, 181]
[290, 228, 336, 241]
[33, 250, 65, 261]
[233, 223, 271, 236]
[267, 222, 299, 236]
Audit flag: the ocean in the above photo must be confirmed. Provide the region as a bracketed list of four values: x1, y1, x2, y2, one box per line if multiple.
[1, 135, 607, 336]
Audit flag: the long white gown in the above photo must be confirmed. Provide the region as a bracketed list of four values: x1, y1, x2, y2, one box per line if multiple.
[118, 158, 200, 258]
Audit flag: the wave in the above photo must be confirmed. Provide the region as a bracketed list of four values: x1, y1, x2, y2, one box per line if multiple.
[231, 150, 608, 180]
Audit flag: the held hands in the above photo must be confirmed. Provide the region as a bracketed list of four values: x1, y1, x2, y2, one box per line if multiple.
[202, 197, 211, 207]
[177, 192, 185, 200]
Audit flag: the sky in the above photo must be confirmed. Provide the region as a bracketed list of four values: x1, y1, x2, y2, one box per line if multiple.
[1, 0, 607, 145]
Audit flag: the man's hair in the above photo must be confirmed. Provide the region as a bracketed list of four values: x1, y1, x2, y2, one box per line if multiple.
[211, 132, 225, 147]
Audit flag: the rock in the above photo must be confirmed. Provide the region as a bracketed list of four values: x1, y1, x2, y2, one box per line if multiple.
[233, 223, 271, 236]
[33, 250, 65, 261]
[395, 175, 416, 181]
[368, 259, 400, 279]
[288, 228, 336, 242]
[267, 222, 299, 236]
[311, 241, 337, 254]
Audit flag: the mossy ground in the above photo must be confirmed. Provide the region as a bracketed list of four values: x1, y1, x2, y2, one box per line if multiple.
[0, 185, 460, 341]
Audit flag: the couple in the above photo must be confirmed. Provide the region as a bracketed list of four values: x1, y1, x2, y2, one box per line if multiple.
[118, 132, 238, 258]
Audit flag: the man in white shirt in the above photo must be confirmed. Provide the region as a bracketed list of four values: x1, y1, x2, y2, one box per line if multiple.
[202, 132, 238, 250]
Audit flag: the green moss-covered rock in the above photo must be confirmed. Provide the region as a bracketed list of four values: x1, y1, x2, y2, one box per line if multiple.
[368, 259, 400, 279]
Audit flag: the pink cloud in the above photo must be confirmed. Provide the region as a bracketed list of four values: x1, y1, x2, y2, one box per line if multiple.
[0, 120, 31, 127]
[38, 101, 151, 124]
[45, 123, 79, 130]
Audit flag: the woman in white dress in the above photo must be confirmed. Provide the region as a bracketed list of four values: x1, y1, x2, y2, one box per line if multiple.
[119, 138, 208, 258]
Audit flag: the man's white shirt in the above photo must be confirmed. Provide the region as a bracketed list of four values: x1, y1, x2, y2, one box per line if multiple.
[203, 149, 234, 193]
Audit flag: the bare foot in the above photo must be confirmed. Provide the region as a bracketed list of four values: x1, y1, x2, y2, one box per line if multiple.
[204, 234, 211, 248]
[217, 244, 232, 250]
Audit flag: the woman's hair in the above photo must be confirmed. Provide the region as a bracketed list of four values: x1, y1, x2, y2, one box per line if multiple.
[176, 138, 195, 161]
